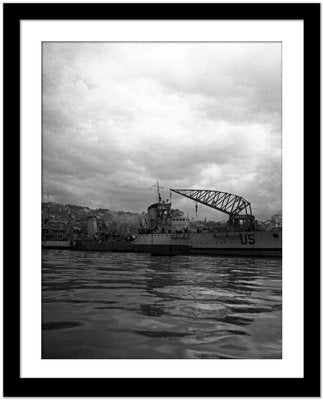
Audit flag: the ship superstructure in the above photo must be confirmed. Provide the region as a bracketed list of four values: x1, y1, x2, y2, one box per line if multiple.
[144, 201, 189, 234]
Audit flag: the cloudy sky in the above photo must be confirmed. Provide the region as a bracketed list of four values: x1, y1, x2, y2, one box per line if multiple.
[42, 42, 281, 221]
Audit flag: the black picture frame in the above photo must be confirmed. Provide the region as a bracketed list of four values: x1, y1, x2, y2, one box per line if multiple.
[3, 3, 320, 397]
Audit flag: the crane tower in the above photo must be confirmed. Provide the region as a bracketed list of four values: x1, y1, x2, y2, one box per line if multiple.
[170, 189, 255, 231]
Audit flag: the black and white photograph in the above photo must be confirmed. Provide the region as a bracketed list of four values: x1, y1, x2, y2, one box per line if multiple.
[42, 41, 282, 359]
[3, 2, 320, 397]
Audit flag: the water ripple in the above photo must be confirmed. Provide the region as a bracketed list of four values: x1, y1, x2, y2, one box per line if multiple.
[42, 250, 282, 359]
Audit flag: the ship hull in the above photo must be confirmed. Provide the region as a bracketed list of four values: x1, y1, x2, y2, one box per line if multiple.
[75, 230, 282, 257]
[42, 240, 71, 249]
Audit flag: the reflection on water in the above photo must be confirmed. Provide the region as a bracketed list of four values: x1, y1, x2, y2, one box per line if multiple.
[42, 250, 282, 359]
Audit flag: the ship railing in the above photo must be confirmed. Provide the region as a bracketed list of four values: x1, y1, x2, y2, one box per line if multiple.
[171, 232, 190, 239]
[213, 232, 242, 238]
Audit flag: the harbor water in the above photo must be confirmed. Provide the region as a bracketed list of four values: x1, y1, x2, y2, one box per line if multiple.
[42, 250, 282, 359]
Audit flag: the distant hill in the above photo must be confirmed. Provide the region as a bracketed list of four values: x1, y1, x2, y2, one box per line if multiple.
[42, 202, 143, 234]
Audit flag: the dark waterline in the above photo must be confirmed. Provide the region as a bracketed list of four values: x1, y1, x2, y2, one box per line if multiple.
[42, 250, 282, 359]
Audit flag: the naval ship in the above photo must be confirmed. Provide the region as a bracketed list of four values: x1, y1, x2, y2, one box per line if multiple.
[76, 187, 282, 257]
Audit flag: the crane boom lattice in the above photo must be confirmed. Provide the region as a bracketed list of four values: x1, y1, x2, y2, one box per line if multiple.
[170, 189, 253, 217]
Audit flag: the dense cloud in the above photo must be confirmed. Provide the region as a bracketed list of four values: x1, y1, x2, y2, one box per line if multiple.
[42, 42, 281, 221]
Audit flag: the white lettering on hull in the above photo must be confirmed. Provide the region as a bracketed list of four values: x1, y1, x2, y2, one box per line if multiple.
[134, 231, 281, 249]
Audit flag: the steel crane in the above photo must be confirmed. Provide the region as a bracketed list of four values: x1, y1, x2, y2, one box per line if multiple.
[170, 189, 255, 230]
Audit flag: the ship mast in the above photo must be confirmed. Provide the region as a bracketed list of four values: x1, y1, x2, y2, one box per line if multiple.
[150, 181, 164, 203]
